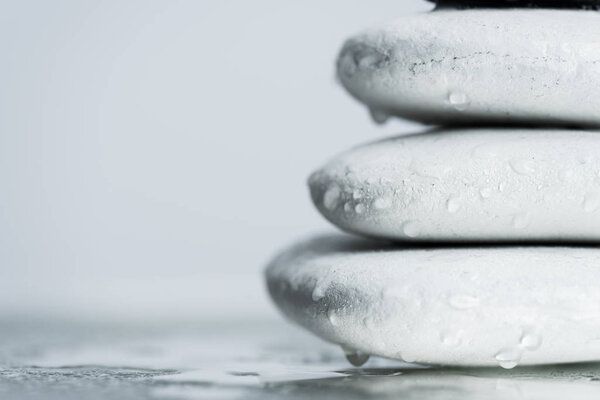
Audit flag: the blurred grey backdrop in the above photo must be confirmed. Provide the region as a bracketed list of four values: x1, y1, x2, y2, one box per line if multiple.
[0, 0, 430, 322]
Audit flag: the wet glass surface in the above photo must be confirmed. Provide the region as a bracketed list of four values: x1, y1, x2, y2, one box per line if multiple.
[2, 318, 600, 399]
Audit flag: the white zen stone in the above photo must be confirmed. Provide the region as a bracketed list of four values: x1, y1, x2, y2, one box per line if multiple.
[310, 128, 600, 241]
[337, 9, 600, 127]
[266, 234, 600, 368]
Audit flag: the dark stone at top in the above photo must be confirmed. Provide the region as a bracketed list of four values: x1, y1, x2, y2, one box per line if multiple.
[430, 0, 600, 9]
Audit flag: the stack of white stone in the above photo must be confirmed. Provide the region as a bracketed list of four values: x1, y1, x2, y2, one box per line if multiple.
[266, 0, 600, 369]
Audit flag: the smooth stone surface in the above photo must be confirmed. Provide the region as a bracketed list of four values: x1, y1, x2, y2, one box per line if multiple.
[266, 234, 600, 368]
[337, 10, 600, 127]
[310, 128, 600, 242]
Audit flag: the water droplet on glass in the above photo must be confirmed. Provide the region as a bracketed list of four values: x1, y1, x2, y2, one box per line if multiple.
[510, 159, 536, 175]
[495, 348, 523, 370]
[449, 91, 469, 111]
[323, 186, 341, 211]
[403, 221, 421, 238]
[355, 203, 366, 214]
[449, 295, 480, 310]
[369, 108, 390, 125]
[446, 196, 461, 213]
[480, 187, 493, 199]
[512, 212, 531, 230]
[583, 192, 600, 213]
[373, 197, 392, 210]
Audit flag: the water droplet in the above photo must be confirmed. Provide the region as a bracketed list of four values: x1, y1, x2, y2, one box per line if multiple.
[355, 203, 366, 214]
[342, 346, 370, 367]
[510, 159, 536, 175]
[480, 187, 493, 199]
[402, 221, 421, 238]
[323, 186, 341, 211]
[512, 212, 531, 230]
[498, 182, 507, 192]
[440, 330, 462, 347]
[520, 331, 542, 351]
[449, 295, 480, 310]
[369, 108, 390, 125]
[373, 197, 392, 210]
[352, 190, 363, 200]
[328, 309, 340, 327]
[449, 91, 469, 111]
[312, 282, 327, 302]
[583, 192, 600, 213]
[446, 196, 461, 213]
[344, 202, 352, 213]
[408, 161, 445, 180]
[495, 348, 523, 370]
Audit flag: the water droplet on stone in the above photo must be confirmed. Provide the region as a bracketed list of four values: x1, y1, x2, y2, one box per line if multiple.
[446, 196, 461, 213]
[342, 346, 370, 367]
[312, 282, 327, 302]
[355, 203, 366, 214]
[512, 212, 531, 230]
[520, 331, 543, 351]
[440, 330, 462, 347]
[373, 197, 392, 210]
[583, 192, 600, 213]
[403, 221, 421, 238]
[449, 295, 480, 310]
[328, 309, 340, 327]
[449, 91, 469, 111]
[480, 187, 493, 199]
[510, 159, 536, 175]
[369, 108, 390, 125]
[323, 186, 341, 211]
[495, 348, 523, 370]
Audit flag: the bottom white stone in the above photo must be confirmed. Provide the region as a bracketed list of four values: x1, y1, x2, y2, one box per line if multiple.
[266, 234, 600, 367]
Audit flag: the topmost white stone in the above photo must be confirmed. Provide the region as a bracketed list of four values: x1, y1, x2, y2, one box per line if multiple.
[337, 9, 600, 127]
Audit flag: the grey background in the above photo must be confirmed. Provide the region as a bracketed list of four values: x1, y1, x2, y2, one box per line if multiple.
[0, 0, 431, 322]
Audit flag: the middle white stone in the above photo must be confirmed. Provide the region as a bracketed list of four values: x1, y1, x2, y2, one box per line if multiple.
[310, 128, 600, 241]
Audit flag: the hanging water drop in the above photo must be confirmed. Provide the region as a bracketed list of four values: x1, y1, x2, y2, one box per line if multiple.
[495, 347, 523, 370]
[342, 346, 370, 367]
[369, 108, 390, 125]
[403, 221, 421, 238]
